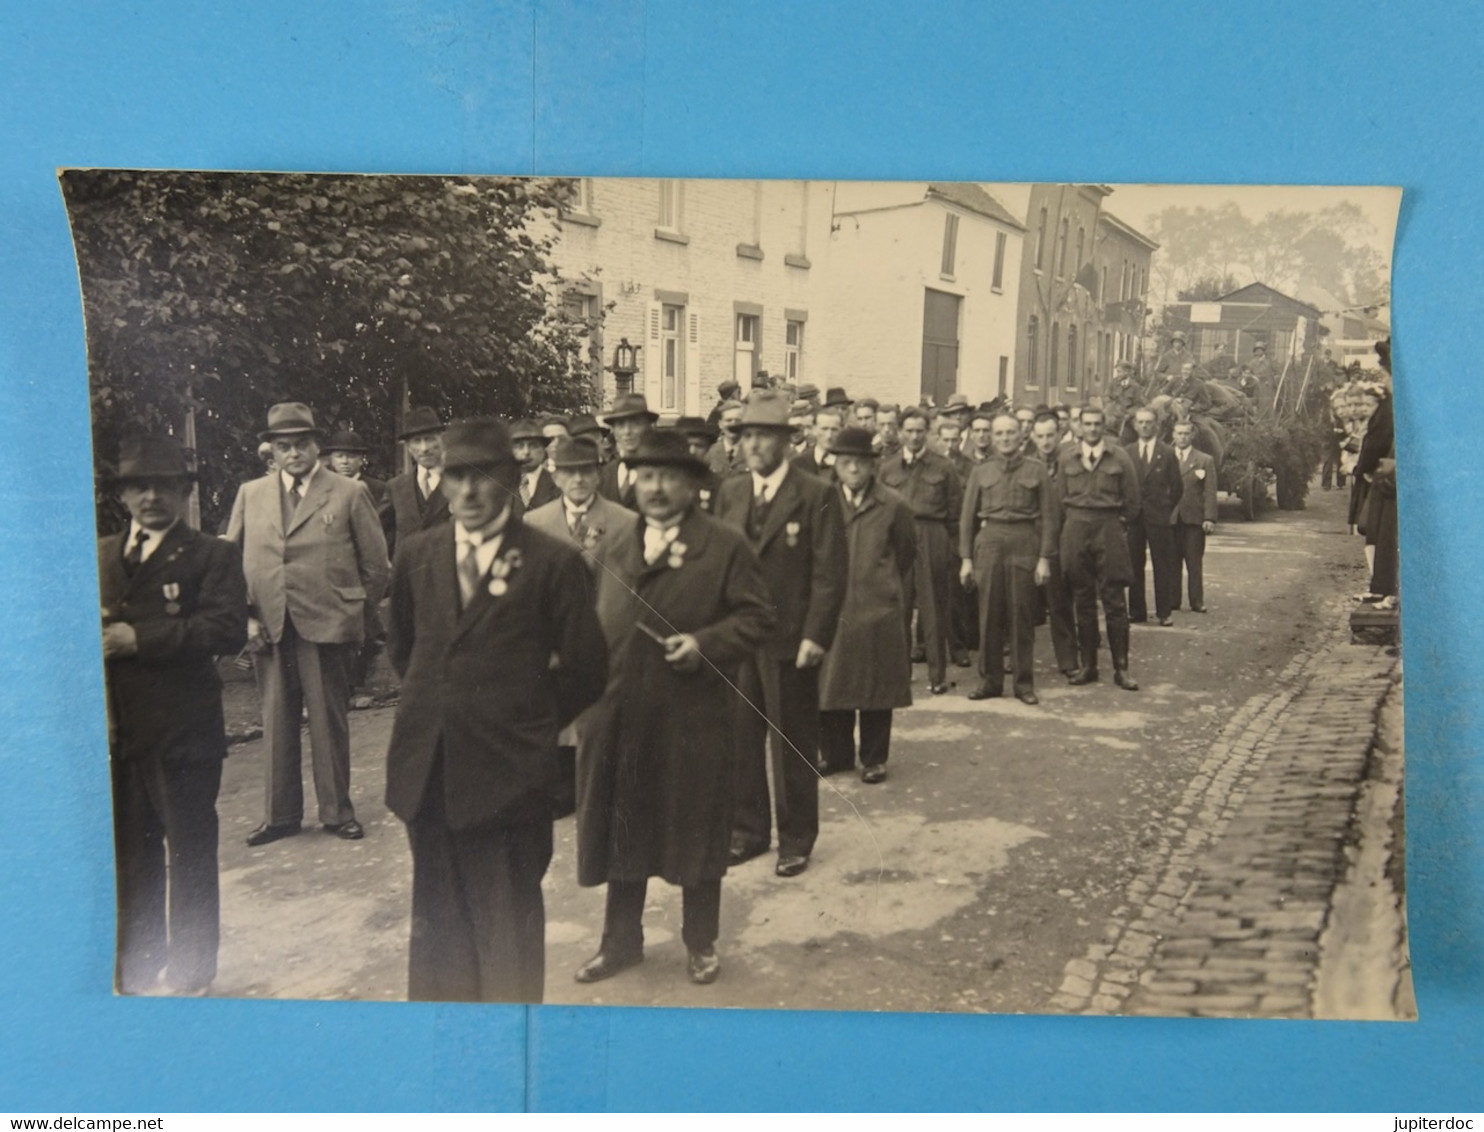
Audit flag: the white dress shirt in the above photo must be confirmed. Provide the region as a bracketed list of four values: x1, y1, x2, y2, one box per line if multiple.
[124, 519, 179, 565]
[750, 460, 790, 503]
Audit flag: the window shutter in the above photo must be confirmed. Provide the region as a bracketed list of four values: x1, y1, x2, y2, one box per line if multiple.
[686, 310, 701, 414]
[643, 301, 661, 400]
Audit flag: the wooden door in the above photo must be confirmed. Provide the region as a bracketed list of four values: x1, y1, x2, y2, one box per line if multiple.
[921, 288, 961, 408]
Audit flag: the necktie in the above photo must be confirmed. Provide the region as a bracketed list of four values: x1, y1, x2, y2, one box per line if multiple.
[568, 507, 589, 541]
[747, 488, 770, 541]
[419, 470, 432, 501]
[288, 476, 304, 509]
[123, 529, 149, 576]
[521, 474, 534, 506]
[618, 463, 631, 493]
[457, 538, 482, 609]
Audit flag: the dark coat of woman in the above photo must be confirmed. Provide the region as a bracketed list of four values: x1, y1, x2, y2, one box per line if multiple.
[818, 481, 917, 712]
[576, 506, 774, 888]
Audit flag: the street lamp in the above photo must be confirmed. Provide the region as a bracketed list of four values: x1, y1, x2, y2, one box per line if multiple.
[610, 338, 640, 396]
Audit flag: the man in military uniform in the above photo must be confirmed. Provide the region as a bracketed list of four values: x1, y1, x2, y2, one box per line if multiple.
[101, 436, 248, 995]
[1028, 411, 1079, 677]
[881, 407, 963, 695]
[1058, 406, 1142, 691]
[1153, 331, 1193, 379]
[959, 414, 1058, 704]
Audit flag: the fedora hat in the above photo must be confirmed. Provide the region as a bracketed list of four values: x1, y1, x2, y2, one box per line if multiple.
[550, 435, 602, 469]
[624, 430, 708, 476]
[603, 393, 659, 425]
[795, 383, 821, 402]
[259, 401, 324, 441]
[567, 412, 606, 437]
[322, 430, 368, 455]
[398, 406, 444, 440]
[671, 415, 718, 441]
[108, 435, 197, 484]
[507, 418, 549, 443]
[942, 392, 972, 413]
[736, 389, 795, 432]
[828, 426, 878, 459]
[441, 418, 515, 471]
[823, 386, 851, 408]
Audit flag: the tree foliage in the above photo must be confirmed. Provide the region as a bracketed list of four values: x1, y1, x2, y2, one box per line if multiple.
[62, 170, 600, 532]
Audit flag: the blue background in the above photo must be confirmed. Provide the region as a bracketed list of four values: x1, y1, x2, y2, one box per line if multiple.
[1, 0, 1479, 1112]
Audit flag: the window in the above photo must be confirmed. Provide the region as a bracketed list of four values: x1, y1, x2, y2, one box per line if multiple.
[991, 231, 1007, 291]
[1075, 227, 1085, 277]
[1026, 316, 1039, 387]
[660, 304, 686, 410]
[785, 319, 804, 381]
[1099, 265, 1108, 304]
[1056, 218, 1069, 278]
[1035, 208, 1048, 270]
[734, 313, 759, 391]
[1121, 260, 1131, 301]
[1050, 320, 1061, 386]
[571, 178, 594, 214]
[998, 355, 1009, 397]
[655, 180, 686, 242]
[1066, 325, 1078, 390]
[561, 289, 603, 390]
[941, 212, 959, 278]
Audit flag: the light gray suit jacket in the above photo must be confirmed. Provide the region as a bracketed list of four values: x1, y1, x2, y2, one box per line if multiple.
[225, 468, 391, 645]
[522, 493, 637, 581]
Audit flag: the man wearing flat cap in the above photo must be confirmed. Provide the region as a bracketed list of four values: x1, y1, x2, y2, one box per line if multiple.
[100, 436, 247, 995]
[225, 402, 391, 847]
[597, 393, 659, 509]
[385, 419, 608, 1003]
[510, 418, 562, 515]
[574, 430, 774, 987]
[715, 389, 848, 879]
[385, 406, 450, 558]
[706, 399, 747, 479]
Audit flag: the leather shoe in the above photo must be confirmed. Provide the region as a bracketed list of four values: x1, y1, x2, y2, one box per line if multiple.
[728, 840, 768, 866]
[1016, 690, 1040, 706]
[325, 819, 365, 840]
[966, 682, 1001, 700]
[1067, 667, 1100, 686]
[951, 652, 973, 668]
[1114, 669, 1140, 691]
[687, 948, 721, 984]
[245, 822, 300, 847]
[1191, 604, 1208, 613]
[929, 682, 951, 695]
[1158, 616, 1174, 626]
[574, 949, 643, 984]
[775, 854, 809, 878]
[909, 648, 926, 663]
[861, 764, 887, 784]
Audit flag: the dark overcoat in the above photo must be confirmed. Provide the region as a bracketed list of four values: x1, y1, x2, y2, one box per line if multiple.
[99, 524, 248, 763]
[818, 482, 917, 711]
[575, 507, 775, 888]
[384, 518, 608, 830]
[385, 470, 452, 557]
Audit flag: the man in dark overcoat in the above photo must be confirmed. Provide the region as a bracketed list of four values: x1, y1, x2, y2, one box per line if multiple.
[384, 419, 608, 1003]
[817, 428, 916, 782]
[1169, 419, 1219, 615]
[574, 430, 774, 986]
[1123, 406, 1185, 626]
[714, 390, 848, 879]
[100, 436, 247, 994]
[384, 406, 449, 558]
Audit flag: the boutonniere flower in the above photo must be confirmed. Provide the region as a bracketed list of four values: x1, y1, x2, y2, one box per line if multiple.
[667, 540, 688, 570]
[785, 520, 801, 548]
[1194, 468, 1206, 480]
[487, 546, 524, 596]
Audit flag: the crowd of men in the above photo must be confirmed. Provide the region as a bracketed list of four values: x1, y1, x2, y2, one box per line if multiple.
[99, 371, 1230, 1006]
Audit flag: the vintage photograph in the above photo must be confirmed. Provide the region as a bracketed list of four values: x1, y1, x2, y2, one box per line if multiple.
[63, 172, 1406, 1019]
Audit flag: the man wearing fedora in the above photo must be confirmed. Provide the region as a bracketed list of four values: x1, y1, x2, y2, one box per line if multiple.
[101, 436, 248, 995]
[385, 419, 607, 1003]
[715, 389, 847, 878]
[510, 418, 562, 515]
[817, 427, 917, 783]
[574, 430, 774, 986]
[672, 416, 722, 512]
[597, 393, 659, 509]
[226, 402, 391, 846]
[385, 406, 450, 557]
[567, 413, 613, 466]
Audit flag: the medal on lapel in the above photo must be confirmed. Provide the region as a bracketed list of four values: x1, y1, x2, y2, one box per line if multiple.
[582, 526, 602, 551]
[162, 582, 181, 616]
[785, 520, 801, 548]
[322, 512, 336, 527]
[487, 547, 524, 597]
[667, 540, 688, 570]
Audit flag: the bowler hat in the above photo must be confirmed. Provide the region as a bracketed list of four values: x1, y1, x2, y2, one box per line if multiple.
[736, 389, 795, 432]
[672, 415, 718, 441]
[441, 418, 516, 471]
[603, 393, 659, 424]
[322, 430, 368, 455]
[624, 429, 708, 476]
[109, 435, 198, 484]
[398, 406, 444, 439]
[259, 401, 324, 441]
[567, 413, 606, 437]
[550, 435, 601, 469]
[828, 427, 878, 459]
[508, 419, 549, 443]
[824, 386, 851, 408]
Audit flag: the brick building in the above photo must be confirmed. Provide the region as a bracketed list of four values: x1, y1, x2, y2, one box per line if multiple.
[823, 182, 1025, 408]
[1092, 210, 1158, 385]
[546, 177, 834, 418]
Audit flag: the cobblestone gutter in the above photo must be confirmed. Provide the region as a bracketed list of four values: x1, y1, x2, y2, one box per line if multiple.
[1049, 611, 1405, 1019]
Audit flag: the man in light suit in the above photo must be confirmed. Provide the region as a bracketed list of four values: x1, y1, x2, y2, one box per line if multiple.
[385, 419, 607, 1002]
[1170, 419, 1219, 614]
[385, 406, 449, 557]
[226, 402, 390, 846]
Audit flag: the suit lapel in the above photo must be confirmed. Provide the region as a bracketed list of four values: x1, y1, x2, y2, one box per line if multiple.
[451, 518, 525, 644]
[285, 471, 333, 537]
[756, 466, 803, 551]
[128, 523, 191, 596]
